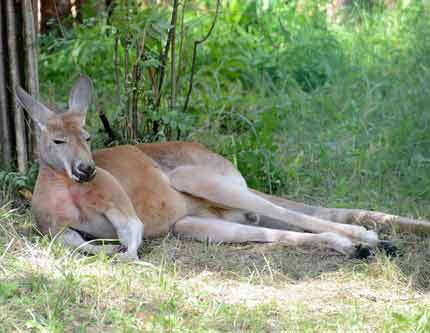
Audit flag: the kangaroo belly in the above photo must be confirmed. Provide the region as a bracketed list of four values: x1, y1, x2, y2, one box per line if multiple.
[94, 146, 190, 238]
[74, 214, 117, 238]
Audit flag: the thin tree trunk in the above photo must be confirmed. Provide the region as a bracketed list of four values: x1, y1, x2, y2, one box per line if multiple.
[155, 0, 179, 111]
[130, 64, 141, 140]
[124, 0, 130, 139]
[6, 0, 28, 173]
[175, 0, 187, 91]
[170, 0, 179, 111]
[147, 67, 158, 100]
[0, 0, 13, 167]
[114, 36, 121, 106]
[130, 32, 146, 141]
[22, 0, 40, 161]
[130, 45, 140, 141]
[33, 0, 40, 33]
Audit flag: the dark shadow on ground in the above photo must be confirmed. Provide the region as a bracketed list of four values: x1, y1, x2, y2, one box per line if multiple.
[138, 232, 430, 289]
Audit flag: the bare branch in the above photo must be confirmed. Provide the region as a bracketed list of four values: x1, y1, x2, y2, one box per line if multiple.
[130, 32, 147, 140]
[155, 0, 179, 110]
[52, 0, 66, 38]
[170, 0, 180, 110]
[97, 106, 117, 142]
[148, 67, 159, 101]
[114, 36, 121, 106]
[183, 0, 220, 113]
[123, 0, 132, 139]
[175, 0, 187, 90]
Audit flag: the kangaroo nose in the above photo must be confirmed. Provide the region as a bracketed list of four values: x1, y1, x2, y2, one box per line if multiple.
[78, 163, 95, 175]
[73, 162, 96, 182]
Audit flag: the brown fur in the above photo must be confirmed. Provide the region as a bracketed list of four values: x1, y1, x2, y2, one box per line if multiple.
[94, 145, 191, 237]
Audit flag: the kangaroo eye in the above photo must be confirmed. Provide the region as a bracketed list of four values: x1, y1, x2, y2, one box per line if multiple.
[86, 136, 91, 142]
[53, 139, 66, 145]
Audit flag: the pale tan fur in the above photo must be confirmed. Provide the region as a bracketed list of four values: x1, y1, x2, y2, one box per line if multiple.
[16, 76, 430, 260]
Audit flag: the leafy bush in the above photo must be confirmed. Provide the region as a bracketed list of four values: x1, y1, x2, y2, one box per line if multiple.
[0, 163, 38, 201]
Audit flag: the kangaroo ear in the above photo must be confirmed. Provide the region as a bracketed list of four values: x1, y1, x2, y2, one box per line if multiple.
[68, 75, 93, 121]
[16, 86, 53, 129]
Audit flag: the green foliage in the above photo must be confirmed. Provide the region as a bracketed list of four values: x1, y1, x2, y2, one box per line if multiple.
[0, 163, 38, 199]
[34, 0, 430, 216]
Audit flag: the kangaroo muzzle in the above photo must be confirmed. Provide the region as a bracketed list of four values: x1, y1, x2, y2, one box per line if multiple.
[72, 161, 96, 182]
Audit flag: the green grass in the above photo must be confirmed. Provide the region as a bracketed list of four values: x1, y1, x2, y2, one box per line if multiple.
[1, 205, 430, 332]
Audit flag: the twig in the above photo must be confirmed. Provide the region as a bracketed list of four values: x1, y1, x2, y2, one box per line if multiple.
[124, 40, 129, 86]
[114, 36, 121, 106]
[130, 65, 141, 140]
[130, 31, 147, 140]
[183, 0, 220, 113]
[148, 67, 158, 101]
[155, 0, 179, 110]
[97, 106, 117, 141]
[123, 0, 131, 138]
[52, 0, 66, 38]
[175, 0, 187, 90]
[170, 0, 179, 111]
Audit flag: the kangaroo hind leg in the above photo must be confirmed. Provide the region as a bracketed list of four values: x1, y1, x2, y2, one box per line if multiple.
[169, 166, 379, 246]
[174, 216, 370, 257]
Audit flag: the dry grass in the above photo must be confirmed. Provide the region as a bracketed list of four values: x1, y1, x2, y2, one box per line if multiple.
[1, 205, 430, 332]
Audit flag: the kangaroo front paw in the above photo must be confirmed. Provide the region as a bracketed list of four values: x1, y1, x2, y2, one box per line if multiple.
[319, 232, 355, 256]
[115, 251, 139, 262]
[356, 229, 379, 246]
[101, 244, 123, 255]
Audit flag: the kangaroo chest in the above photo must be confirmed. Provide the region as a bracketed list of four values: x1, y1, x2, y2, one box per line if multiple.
[32, 167, 113, 233]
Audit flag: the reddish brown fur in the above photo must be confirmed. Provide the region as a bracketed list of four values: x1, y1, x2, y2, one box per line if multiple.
[94, 145, 197, 237]
[136, 142, 242, 177]
[33, 163, 136, 235]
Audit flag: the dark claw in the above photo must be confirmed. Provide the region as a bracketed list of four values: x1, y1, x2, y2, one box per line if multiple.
[351, 244, 372, 259]
[118, 245, 128, 253]
[351, 241, 398, 260]
[245, 212, 260, 224]
[377, 240, 397, 257]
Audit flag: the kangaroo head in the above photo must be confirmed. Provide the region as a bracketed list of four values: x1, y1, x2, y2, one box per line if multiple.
[16, 75, 96, 183]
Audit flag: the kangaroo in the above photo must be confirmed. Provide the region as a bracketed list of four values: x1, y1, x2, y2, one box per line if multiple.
[15, 76, 430, 260]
